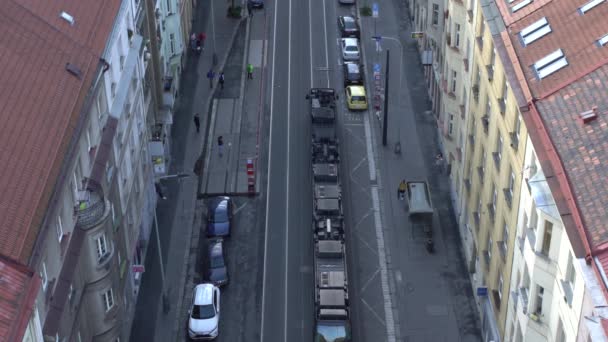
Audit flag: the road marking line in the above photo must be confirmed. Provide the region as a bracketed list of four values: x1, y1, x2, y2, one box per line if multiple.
[308, 0, 313, 87]
[363, 114, 377, 181]
[360, 268, 380, 293]
[233, 202, 248, 215]
[260, 0, 279, 340]
[322, 0, 329, 88]
[284, 0, 292, 339]
[361, 298, 387, 326]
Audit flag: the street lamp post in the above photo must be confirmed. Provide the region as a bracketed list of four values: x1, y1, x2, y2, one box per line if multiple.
[379, 36, 404, 153]
[210, 0, 218, 66]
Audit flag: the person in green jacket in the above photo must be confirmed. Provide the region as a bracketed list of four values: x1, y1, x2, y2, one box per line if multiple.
[247, 63, 254, 79]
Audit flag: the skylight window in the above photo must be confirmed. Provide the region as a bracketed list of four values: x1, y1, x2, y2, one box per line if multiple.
[598, 33, 608, 46]
[512, 0, 532, 12]
[520, 17, 552, 46]
[579, 0, 605, 14]
[534, 49, 568, 79]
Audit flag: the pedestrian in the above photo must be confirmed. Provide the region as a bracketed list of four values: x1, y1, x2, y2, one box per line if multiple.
[217, 136, 224, 158]
[198, 32, 206, 47]
[247, 1, 253, 17]
[207, 69, 215, 88]
[247, 63, 254, 79]
[398, 180, 407, 200]
[219, 72, 225, 89]
[193, 113, 200, 133]
[435, 152, 444, 173]
[190, 33, 197, 51]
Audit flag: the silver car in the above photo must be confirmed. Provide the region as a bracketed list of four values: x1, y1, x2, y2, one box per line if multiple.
[341, 38, 360, 61]
[338, 0, 355, 4]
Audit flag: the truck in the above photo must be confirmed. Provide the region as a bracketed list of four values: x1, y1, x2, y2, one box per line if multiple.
[406, 181, 435, 251]
[306, 88, 338, 124]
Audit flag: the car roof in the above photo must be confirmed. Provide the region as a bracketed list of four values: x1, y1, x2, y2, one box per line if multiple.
[345, 63, 359, 73]
[209, 240, 224, 256]
[194, 284, 215, 305]
[347, 86, 366, 96]
[341, 15, 355, 23]
[209, 196, 230, 208]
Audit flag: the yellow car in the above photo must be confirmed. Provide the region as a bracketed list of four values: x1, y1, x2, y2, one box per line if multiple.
[345, 85, 368, 110]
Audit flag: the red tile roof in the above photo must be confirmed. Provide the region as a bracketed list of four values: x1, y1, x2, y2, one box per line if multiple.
[0, 0, 119, 263]
[0, 255, 40, 342]
[500, 0, 608, 99]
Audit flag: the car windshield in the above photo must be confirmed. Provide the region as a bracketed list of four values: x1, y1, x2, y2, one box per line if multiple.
[192, 304, 215, 319]
[315, 323, 348, 342]
[344, 20, 356, 29]
[345, 46, 358, 52]
[211, 203, 228, 222]
[210, 254, 224, 268]
[351, 95, 366, 101]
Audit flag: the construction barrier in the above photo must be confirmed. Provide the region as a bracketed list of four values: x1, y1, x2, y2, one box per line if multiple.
[247, 158, 255, 195]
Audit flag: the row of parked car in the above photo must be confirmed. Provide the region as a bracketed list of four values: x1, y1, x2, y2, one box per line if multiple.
[338, 15, 368, 111]
[188, 196, 234, 340]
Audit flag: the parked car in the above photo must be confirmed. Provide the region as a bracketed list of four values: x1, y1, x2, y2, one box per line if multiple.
[340, 38, 360, 61]
[345, 85, 368, 111]
[248, 0, 264, 8]
[207, 239, 228, 286]
[338, 0, 355, 4]
[338, 16, 360, 38]
[188, 284, 221, 340]
[343, 62, 363, 86]
[207, 196, 233, 237]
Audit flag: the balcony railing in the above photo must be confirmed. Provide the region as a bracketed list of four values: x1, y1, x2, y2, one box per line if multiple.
[503, 188, 513, 208]
[509, 132, 519, 150]
[481, 115, 490, 134]
[74, 178, 106, 230]
[487, 203, 496, 222]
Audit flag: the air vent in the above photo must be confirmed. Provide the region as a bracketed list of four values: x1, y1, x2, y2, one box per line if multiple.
[579, 0, 605, 14]
[579, 107, 598, 124]
[533, 49, 568, 79]
[65, 63, 82, 79]
[520, 17, 551, 46]
[60, 11, 75, 25]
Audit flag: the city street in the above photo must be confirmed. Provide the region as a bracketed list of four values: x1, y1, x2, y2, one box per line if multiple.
[130, 0, 481, 340]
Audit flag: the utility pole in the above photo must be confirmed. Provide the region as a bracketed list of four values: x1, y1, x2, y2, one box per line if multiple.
[383, 50, 389, 146]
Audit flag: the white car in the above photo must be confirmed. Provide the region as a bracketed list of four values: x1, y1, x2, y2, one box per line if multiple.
[341, 38, 360, 61]
[188, 284, 221, 340]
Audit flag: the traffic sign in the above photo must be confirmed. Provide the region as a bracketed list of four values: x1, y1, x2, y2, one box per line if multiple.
[373, 63, 381, 73]
[372, 3, 379, 18]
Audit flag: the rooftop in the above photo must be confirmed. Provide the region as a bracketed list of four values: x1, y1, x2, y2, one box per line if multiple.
[0, 255, 39, 342]
[0, 0, 119, 263]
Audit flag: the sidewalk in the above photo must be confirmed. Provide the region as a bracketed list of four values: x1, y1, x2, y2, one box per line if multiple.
[129, 0, 244, 341]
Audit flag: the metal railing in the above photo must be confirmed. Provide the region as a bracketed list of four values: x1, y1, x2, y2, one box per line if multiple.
[75, 178, 106, 230]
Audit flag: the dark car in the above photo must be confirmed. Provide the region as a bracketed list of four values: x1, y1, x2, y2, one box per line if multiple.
[338, 16, 360, 38]
[343, 62, 363, 86]
[207, 239, 228, 286]
[207, 196, 233, 237]
[248, 0, 264, 9]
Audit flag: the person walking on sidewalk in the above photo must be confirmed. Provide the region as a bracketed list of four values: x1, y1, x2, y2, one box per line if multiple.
[193, 113, 200, 133]
[247, 1, 253, 17]
[247, 63, 254, 79]
[207, 69, 215, 88]
[219, 72, 225, 89]
[398, 180, 407, 200]
[217, 136, 224, 158]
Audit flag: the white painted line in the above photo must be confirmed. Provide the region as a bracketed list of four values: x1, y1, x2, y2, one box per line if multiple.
[233, 202, 248, 215]
[284, 0, 293, 339]
[322, 0, 329, 88]
[371, 186, 396, 342]
[363, 113, 377, 181]
[260, 0, 279, 340]
[308, 0, 313, 87]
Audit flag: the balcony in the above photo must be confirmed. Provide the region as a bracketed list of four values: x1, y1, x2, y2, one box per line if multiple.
[483, 250, 491, 267]
[492, 290, 502, 310]
[498, 98, 506, 115]
[74, 178, 107, 230]
[519, 287, 529, 313]
[476, 36, 484, 50]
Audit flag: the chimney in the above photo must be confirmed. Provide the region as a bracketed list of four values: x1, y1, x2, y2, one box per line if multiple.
[579, 106, 598, 124]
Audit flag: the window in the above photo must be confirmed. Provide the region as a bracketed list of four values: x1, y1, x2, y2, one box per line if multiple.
[486, 98, 492, 117]
[455, 23, 461, 47]
[432, 4, 439, 25]
[56, 216, 64, 243]
[166, 0, 172, 12]
[566, 253, 576, 288]
[448, 114, 454, 136]
[498, 273, 504, 299]
[534, 49, 568, 79]
[169, 33, 176, 54]
[479, 18, 485, 41]
[492, 183, 497, 210]
[119, 55, 125, 71]
[540, 221, 553, 256]
[520, 17, 552, 46]
[490, 48, 496, 70]
[96, 233, 109, 262]
[501, 222, 509, 256]
[102, 288, 115, 312]
[556, 318, 566, 342]
[41, 262, 48, 291]
[534, 285, 544, 314]
[487, 235, 493, 261]
[530, 204, 538, 230]
[515, 115, 522, 138]
[451, 70, 457, 93]
[494, 135, 503, 166]
[508, 170, 515, 195]
[68, 283, 74, 302]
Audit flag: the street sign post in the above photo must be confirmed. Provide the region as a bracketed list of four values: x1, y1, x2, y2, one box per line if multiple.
[372, 3, 379, 18]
